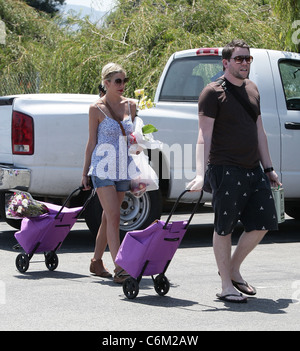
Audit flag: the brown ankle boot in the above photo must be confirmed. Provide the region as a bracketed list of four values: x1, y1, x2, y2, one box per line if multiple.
[90, 259, 112, 278]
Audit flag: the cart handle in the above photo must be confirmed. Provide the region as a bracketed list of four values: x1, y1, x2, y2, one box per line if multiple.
[163, 190, 204, 229]
[54, 186, 96, 220]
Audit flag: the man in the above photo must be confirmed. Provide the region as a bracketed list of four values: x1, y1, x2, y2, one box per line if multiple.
[188, 39, 281, 303]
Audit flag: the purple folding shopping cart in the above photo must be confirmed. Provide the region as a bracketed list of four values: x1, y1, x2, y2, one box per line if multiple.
[115, 190, 204, 299]
[14, 187, 94, 273]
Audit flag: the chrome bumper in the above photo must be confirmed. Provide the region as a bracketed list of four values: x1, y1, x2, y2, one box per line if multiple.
[0, 165, 31, 191]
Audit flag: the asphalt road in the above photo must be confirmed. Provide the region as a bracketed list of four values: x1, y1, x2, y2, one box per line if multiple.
[0, 204, 299, 333]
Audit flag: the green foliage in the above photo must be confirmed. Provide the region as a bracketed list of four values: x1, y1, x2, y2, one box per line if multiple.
[0, 0, 297, 97]
[84, 0, 285, 97]
[0, 0, 62, 93]
[269, 0, 300, 52]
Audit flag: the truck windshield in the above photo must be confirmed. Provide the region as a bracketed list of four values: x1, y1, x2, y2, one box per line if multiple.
[159, 56, 223, 102]
[279, 59, 300, 110]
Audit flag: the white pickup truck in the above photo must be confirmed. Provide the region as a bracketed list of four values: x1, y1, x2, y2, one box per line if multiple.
[1, 47, 300, 236]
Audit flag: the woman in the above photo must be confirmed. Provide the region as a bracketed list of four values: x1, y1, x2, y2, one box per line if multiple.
[81, 63, 137, 283]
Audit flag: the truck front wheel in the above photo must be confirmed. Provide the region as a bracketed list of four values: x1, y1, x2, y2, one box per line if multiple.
[83, 189, 162, 238]
[0, 191, 22, 230]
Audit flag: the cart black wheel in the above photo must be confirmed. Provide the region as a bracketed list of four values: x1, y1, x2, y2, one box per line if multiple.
[45, 252, 59, 271]
[16, 253, 30, 273]
[154, 274, 170, 296]
[123, 277, 139, 299]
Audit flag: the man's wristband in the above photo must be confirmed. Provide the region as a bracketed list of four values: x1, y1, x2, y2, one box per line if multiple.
[264, 167, 274, 173]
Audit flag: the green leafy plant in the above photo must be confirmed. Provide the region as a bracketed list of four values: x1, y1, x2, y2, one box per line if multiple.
[0, 0, 298, 97]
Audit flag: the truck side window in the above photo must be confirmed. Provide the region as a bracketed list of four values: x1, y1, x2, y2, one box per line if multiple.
[159, 56, 223, 102]
[279, 59, 300, 110]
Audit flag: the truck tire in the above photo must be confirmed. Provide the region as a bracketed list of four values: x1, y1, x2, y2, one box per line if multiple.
[82, 191, 103, 236]
[284, 201, 300, 220]
[83, 189, 162, 238]
[0, 191, 21, 230]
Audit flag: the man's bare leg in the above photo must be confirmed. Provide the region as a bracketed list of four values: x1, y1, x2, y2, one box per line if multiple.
[213, 232, 246, 301]
[230, 230, 267, 293]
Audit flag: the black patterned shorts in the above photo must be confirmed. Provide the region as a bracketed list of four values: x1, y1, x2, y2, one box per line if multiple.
[206, 165, 278, 236]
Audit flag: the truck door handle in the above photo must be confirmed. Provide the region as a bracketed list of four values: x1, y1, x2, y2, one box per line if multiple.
[285, 122, 300, 130]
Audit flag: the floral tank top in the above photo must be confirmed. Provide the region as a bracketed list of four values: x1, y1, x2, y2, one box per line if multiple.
[88, 101, 136, 181]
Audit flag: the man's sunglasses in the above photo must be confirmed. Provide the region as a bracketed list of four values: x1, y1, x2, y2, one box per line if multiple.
[231, 55, 253, 64]
[113, 77, 129, 85]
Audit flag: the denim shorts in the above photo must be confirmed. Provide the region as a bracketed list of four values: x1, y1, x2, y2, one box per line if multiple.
[206, 165, 278, 235]
[91, 176, 130, 192]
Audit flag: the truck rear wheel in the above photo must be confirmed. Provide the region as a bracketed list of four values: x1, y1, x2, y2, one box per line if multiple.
[284, 201, 300, 220]
[83, 189, 162, 238]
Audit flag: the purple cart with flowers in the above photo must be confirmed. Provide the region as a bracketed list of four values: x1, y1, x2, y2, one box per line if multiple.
[115, 190, 203, 299]
[13, 187, 94, 273]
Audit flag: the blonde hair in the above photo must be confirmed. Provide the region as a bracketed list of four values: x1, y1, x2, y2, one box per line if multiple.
[101, 63, 126, 86]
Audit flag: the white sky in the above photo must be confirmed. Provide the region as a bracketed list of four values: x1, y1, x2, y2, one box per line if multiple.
[64, 0, 116, 12]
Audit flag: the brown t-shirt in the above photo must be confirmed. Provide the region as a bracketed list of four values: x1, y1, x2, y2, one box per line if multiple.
[198, 77, 261, 169]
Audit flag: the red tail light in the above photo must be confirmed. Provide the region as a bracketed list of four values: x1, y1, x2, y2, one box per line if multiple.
[12, 111, 34, 155]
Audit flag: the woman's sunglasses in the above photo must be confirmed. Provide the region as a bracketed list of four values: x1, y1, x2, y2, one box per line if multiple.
[230, 55, 253, 64]
[113, 77, 129, 85]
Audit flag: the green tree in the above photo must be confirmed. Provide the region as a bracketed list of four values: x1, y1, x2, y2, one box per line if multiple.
[0, 0, 297, 97]
[269, 0, 300, 52]
[0, 0, 63, 93]
[85, 0, 284, 96]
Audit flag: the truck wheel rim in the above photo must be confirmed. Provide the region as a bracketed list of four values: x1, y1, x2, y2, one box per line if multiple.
[120, 192, 150, 231]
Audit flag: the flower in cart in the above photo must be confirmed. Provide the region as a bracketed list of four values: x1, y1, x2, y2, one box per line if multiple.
[6, 191, 49, 219]
[22, 198, 29, 207]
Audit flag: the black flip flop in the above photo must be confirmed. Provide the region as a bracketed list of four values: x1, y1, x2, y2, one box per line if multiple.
[216, 293, 248, 303]
[232, 280, 257, 296]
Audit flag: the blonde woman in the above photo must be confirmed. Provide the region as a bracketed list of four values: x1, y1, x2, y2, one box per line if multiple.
[82, 63, 137, 283]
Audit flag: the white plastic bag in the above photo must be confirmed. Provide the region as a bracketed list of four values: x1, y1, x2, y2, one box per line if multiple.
[130, 152, 159, 197]
[128, 117, 163, 155]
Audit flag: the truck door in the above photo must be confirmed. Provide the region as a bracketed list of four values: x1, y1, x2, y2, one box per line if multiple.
[271, 52, 300, 198]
